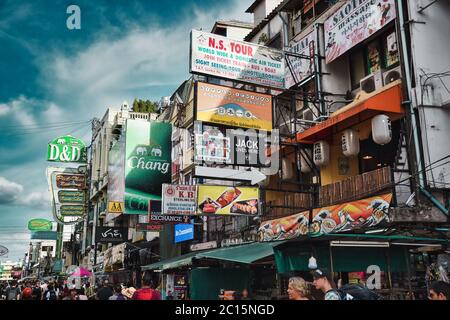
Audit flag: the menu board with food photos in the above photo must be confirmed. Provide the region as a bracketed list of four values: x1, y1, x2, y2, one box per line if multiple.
[197, 185, 259, 215]
[258, 211, 309, 242]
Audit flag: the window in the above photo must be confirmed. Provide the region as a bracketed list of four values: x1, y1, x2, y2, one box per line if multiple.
[266, 33, 282, 50]
[350, 48, 366, 89]
[214, 27, 227, 37]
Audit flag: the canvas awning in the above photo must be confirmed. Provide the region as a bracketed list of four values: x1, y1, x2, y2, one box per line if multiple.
[297, 80, 404, 143]
[141, 251, 199, 271]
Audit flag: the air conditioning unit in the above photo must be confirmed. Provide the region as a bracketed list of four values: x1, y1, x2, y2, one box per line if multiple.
[383, 66, 402, 85]
[360, 71, 383, 93]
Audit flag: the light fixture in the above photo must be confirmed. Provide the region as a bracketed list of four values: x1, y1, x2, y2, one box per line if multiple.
[330, 241, 390, 247]
[377, 163, 382, 167]
[391, 242, 442, 247]
[363, 155, 373, 160]
[365, 228, 388, 234]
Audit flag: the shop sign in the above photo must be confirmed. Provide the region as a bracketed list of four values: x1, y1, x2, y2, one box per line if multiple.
[149, 214, 193, 225]
[195, 82, 273, 131]
[58, 190, 85, 203]
[30, 231, 58, 240]
[174, 224, 194, 243]
[108, 201, 124, 213]
[56, 174, 86, 189]
[27, 218, 53, 231]
[60, 205, 85, 216]
[190, 241, 218, 252]
[124, 120, 172, 215]
[136, 223, 163, 232]
[310, 193, 392, 236]
[47, 135, 87, 163]
[285, 31, 315, 88]
[95, 227, 127, 243]
[258, 211, 309, 242]
[197, 185, 259, 215]
[191, 29, 285, 89]
[162, 184, 197, 215]
[324, 0, 396, 64]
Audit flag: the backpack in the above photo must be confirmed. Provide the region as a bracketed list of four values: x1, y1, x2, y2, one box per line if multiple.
[7, 287, 19, 300]
[46, 290, 57, 300]
[337, 284, 383, 300]
[22, 287, 33, 299]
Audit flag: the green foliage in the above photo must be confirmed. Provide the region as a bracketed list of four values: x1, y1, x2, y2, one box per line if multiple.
[132, 99, 158, 113]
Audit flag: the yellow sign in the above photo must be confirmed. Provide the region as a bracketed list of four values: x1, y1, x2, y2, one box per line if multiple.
[108, 201, 124, 213]
[197, 185, 259, 215]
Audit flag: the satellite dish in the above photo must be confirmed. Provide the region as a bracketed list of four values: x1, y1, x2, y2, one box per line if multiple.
[0, 245, 9, 256]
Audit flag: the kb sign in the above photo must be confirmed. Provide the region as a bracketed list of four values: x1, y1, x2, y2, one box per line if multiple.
[47, 135, 87, 163]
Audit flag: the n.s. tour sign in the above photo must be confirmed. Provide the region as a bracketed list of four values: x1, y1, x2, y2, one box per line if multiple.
[47, 135, 87, 163]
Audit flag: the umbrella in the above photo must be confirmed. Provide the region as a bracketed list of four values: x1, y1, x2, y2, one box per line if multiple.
[69, 267, 92, 277]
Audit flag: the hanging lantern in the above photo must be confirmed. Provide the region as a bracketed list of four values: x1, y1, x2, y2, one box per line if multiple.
[308, 256, 318, 269]
[300, 149, 313, 173]
[342, 129, 360, 156]
[372, 114, 392, 145]
[313, 141, 330, 167]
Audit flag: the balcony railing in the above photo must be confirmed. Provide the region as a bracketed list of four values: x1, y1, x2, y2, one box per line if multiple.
[318, 166, 393, 207]
[264, 192, 313, 220]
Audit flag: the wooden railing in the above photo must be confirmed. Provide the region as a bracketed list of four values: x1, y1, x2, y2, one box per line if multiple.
[264, 192, 312, 221]
[318, 166, 392, 207]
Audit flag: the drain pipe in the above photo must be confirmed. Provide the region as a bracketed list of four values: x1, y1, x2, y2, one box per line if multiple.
[397, 0, 424, 188]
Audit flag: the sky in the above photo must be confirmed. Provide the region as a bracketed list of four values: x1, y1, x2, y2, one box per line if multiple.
[0, 0, 253, 262]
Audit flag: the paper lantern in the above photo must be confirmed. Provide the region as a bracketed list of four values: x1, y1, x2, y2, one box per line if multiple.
[342, 129, 360, 156]
[313, 141, 330, 167]
[372, 114, 392, 145]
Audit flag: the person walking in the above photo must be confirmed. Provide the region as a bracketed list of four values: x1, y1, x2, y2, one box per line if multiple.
[109, 284, 127, 300]
[5, 281, 21, 300]
[32, 281, 42, 301]
[287, 277, 311, 300]
[21, 282, 33, 300]
[96, 280, 114, 300]
[132, 272, 161, 300]
[43, 284, 58, 300]
[312, 268, 341, 300]
[429, 281, 450, 300]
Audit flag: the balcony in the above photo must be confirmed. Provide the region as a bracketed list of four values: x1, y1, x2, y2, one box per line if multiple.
[318, 166, 393, 207]
[264, 192, 313, 220]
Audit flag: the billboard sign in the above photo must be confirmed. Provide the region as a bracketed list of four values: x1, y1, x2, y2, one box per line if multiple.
[124, 120, 172, 214]
[56, 174, 86, 189]
[47, 135, 87, 163]
[190, 30, 285, 89]
[195, 82, 273, 131]
[162, 184, 197, 215]
[136, 223, 163, 232]
[285, 31, 315, 88]
[258, 211, 309, 242]
[57, 190, 85, 203]
[324, 0, 396, 64]
[174, 223, 194, 243]
[190, 241, 218, 252]
[197, 185, 259, 215]
[28, 219, 53, 231]
[95, 227, 128, 243]
[149, 214, 193, 225]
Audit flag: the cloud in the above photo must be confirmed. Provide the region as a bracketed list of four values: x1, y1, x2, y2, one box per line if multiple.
[0, 176, 23, 204]
[17, 191, 51, 209]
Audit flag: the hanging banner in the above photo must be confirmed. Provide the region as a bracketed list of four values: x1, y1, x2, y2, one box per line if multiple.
[47, 135, 87, 163]
[310, 193, 392, 236]
[197, 185, 259, 215]
[162, 184, 197, 215]
[124, 120, 172, 215]
[58, 190, 85, 203]
[324, 0, 396, 64]
[28, 219, 53, 231]
[285, 31, 316, 88]
[190, 29, 285, 89]
[195, 82, 273, 131]
[258, 211, 309, 242]
[95, 227, 128, 243]
[106, 136, 125, 222]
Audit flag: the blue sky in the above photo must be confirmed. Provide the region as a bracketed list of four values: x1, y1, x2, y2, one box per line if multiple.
[0, 0, 252, 262]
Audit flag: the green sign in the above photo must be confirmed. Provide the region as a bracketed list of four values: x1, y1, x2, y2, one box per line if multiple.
[125, 120, 172, 214]
[60, 205, 85, 216]
[47, 135, 87, 163]
[31, 231, 58, 240]
[58, 190, 85, 203]
[28, 219, 53, 231]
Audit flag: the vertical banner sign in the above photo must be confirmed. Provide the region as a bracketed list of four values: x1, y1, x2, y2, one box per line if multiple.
[324, 0, 396, 64]
[285, 31, 316, 88]
[125, 120, 172, 214]
[162, 184, 197, 215]
[47, 135, 87, 163]
[106, 136, 125, 222]
[195, 82, 273, 131]
[190, 29, 285, 89]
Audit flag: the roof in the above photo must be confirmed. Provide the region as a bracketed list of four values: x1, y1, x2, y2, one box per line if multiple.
[246, 0, 264, 13]
[212, 20, 253, 30]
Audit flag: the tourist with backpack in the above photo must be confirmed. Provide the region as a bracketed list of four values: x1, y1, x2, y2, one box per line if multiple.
[5, 281, 21, 300]
[44, 284, 58, 300]
[312, 268, 341, 300]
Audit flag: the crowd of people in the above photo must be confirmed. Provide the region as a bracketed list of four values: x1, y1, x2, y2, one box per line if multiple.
[0, 271, 161, 301]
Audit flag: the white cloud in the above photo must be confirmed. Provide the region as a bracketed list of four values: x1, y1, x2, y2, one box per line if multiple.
[17, 191, 51, 209]
[0, 176, 23, 204]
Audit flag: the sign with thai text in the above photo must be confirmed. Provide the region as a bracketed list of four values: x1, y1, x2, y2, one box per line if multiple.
[162, 184, 197, 215]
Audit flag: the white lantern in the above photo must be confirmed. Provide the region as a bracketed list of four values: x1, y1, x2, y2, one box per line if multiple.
[372, 114, 392, 145]
[313, 140, 330, 167]
[342, 129, 360, 156]
[300, 149, 313, 173]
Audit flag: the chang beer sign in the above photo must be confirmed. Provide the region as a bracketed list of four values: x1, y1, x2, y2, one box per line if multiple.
[28, 218, 53, 231]
[124, 120, 172, 214]
[47, 135, 87, 163]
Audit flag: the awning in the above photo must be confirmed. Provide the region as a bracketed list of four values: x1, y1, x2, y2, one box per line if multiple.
[196, 241, 286, 264]
[297, 80, 404, 143]
[141, 251, 199, 271]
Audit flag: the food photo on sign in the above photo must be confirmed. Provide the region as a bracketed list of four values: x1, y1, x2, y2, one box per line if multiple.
[196, 185, 259, 215]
